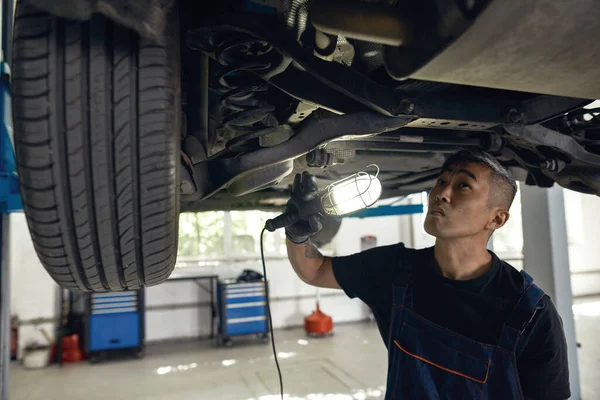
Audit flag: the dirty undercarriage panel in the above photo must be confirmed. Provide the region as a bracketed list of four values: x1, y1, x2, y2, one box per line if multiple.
[28, 0, 600, 209]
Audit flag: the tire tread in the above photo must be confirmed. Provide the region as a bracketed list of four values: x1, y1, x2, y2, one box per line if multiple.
[12, 1, 179, 292]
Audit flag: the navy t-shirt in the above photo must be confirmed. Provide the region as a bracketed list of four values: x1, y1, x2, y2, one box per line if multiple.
[332, 243, 570, 400]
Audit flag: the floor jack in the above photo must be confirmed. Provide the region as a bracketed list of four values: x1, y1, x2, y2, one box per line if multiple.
[1, 1, 25, 398]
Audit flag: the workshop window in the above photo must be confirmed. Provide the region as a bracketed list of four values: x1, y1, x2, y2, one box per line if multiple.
[177, 211, 225, 257]
[230, 210, 283, 255]
[176, 210, 286, 267]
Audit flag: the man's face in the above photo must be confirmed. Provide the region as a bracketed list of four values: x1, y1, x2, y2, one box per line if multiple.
[424, 162, 499, 239]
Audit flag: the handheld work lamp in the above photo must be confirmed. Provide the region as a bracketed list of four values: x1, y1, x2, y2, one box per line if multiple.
[265, 166, 383, 232]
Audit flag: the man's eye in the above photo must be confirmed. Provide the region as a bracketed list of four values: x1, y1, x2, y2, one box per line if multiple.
[460, 183, 471, 189]
[436, 178, 445, 185]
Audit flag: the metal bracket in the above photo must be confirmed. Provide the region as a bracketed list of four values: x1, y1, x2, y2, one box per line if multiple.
[504, 124, 600, 167]
[504, 124, 600, 194]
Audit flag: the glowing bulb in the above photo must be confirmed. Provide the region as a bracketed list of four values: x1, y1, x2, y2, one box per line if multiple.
[265, 165, 383, 232]
[321, 172, 382, 216]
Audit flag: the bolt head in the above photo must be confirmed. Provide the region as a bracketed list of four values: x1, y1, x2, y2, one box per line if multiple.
[507, 109, 525, 123]
[399, 99, 415, 115]
[180, 181, 193, 193]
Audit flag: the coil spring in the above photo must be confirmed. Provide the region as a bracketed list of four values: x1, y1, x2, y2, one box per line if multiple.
[213, 35, 280, 152]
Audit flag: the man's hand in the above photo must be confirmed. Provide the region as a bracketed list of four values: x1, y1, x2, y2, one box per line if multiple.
[284, 172, 339, 289]
[285, 172, 323, 244]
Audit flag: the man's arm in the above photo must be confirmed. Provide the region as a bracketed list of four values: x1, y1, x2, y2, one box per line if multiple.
[286, 238, 341, 289]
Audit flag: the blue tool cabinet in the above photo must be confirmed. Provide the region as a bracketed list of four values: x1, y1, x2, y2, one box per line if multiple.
[85, 290, 145, 361]
[217, 280, 269, 347]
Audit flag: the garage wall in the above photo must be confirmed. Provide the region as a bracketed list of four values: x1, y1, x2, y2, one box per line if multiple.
[9, 209, 412, 346]
[7, 205, 435, 345]
[9, 188, 600, 348]
[9, 213, 59, 357]
[564, 189, 600, 297]
[145, 214, 412, 342]
[144, 259, 370, 342]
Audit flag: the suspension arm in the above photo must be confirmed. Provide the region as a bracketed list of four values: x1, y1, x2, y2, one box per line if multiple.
[184, 111, 414, 200]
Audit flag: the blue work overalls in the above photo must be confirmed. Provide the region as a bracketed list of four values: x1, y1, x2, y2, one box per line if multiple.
[385, 252, 545, 399]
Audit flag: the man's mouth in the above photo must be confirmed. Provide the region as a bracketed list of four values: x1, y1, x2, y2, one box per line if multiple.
[429, 207, 446, 216]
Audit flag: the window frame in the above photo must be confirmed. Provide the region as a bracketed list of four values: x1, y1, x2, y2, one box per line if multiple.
[175, 210, 290, 268]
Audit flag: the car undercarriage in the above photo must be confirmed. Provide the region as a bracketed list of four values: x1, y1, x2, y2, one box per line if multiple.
[13, 0, 600, 291]
[176, 0, 600, 212]
[26, 0, 600, 211]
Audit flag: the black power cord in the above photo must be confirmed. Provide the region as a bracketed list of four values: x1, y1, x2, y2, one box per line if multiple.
[260, 227, 284, 400]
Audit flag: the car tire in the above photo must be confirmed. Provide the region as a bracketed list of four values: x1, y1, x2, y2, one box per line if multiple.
[12, 2, 180, 292]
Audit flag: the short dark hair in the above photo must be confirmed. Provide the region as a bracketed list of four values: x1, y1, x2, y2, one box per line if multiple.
[441, 149, 518, 209]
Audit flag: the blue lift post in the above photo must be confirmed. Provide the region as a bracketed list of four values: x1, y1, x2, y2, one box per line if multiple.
[1, 0, 22, 398]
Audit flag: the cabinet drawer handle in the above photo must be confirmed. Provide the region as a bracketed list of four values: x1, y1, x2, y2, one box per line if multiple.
[228, 316, 267, 324]
[227, 302, 266, 309]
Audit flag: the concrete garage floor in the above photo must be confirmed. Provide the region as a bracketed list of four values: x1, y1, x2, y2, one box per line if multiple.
[10, 298, 600, 400]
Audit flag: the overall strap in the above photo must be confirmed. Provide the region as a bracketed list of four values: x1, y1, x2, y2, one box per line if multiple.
[392, 244, 415, 309]
[497, 270, 546, 352]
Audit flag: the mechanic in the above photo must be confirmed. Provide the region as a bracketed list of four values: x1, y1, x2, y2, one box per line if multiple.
[285, 149, 570, 400]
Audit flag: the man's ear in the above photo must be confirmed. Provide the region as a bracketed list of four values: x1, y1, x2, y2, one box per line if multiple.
[487, 210, 510, 231]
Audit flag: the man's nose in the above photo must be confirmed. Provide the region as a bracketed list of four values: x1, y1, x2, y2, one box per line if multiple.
[436, 187, 451, 203]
